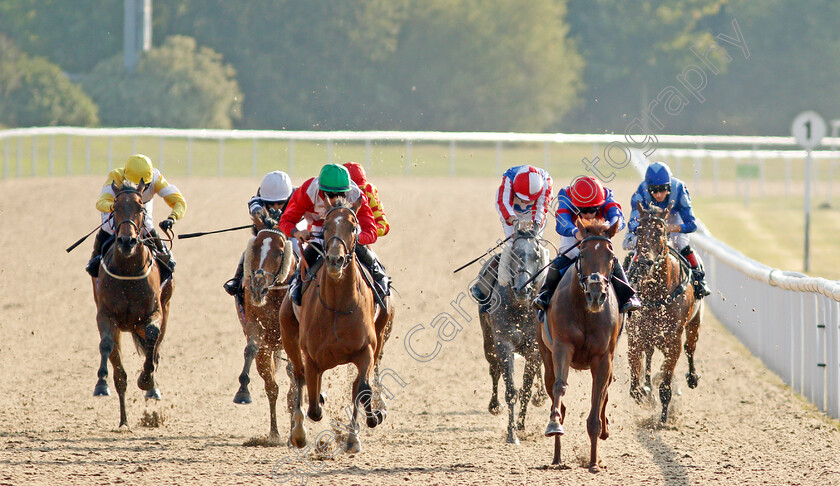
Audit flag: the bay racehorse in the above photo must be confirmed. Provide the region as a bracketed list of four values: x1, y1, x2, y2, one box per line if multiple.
[280, 201, 394, 453]
[91, 180, 173, 428]
[626, 202, 702, 422]
[232, 224, 297, 441]
[537, 218, 620, 473]
[479, 220, 549, 444]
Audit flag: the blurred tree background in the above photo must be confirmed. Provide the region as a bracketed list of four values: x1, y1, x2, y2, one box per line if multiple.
[0, 0, 838, 134]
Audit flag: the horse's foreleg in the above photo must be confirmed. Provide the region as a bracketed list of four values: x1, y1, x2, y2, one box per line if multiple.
[627, 336, 644, 402]
[587, 354, 612, 473]
[545, 342, 573, 438]
[659, 342, 681, 423]
[94, 325, 114, 397]
[480, 313, 502, 415]
[108, 334, 129, 428]
[684, 311, 702, 388]
[256, 346, 280, 440]
[516, 353, 540, 433]
[304, 356, 324, 422]
[644, 348, 653, 393]
[234, 338, 259, 404]
[137, 320, 160, 393]
[498, 343, 519, 444]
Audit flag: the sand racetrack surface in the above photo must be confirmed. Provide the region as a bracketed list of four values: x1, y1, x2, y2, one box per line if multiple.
[1, 175, 839, 486]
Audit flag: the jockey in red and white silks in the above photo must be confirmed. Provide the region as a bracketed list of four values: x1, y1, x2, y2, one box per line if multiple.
[495, 165, 553, 238]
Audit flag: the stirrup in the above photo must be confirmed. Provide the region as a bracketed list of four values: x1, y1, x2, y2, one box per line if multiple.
[532, 290, 551, 312]
[620, 295, 642, 314]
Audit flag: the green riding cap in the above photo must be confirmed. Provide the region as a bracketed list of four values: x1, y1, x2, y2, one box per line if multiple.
[318, 163, 351, 192]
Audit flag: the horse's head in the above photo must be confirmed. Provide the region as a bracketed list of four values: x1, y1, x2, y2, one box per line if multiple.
[322, 204, 357, 280]
[245, 229, 294, 306]
[111, 179, 147, 257]
[575, 218, 618, 313]
[635, 201, 670, 271]
[507, 220, 545, 302]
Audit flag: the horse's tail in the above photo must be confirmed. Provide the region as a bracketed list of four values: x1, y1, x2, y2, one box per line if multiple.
[131, 332, 145, 356]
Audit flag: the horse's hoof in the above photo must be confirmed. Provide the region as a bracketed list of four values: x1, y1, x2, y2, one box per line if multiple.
[307, 407, 323, 422]
[589, 463, 601, 474]
[233, 391, 253, 405]
[137, 372, 154, 391]
[319, 392, 327, 404]
[630, 387, 644, 403]
[544, 422, 564, 437]
[488, 399, 501, 415]
[366, 409, 385, 428]
[290, 431, 307, 449]
[93, 382, 111, 397]
[345, 434, 362, 454]
[686, 372, 701, 389]
[506, 433, 520, 445]
[145, 388, 162, 400]
[532, 393, 547, 407]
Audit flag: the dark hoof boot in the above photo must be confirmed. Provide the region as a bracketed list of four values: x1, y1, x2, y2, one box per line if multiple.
[233, 388, 252, 404]
[86, 256, 101, 278]
[686, 372, 701, 388]
[223, 278, 241, 296]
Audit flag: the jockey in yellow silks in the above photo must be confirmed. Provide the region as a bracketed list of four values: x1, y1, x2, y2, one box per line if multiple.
[85, 154, 186, 277]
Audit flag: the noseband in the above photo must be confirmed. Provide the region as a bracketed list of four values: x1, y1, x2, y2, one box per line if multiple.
[113, 188, 147, 238]
[576, 235, 614, 292]
[250, 229, 288, 290]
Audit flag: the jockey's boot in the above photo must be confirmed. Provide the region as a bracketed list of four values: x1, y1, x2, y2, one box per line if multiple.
[85, 229, 111, 278]
[533, 255, 575, 312]
[289, 269, 303, 306]
[355, 245, 389, 297]
[611, 257, 642, 314]
[681, 246, 711, 299]
[151, 230, 176, 273]
[223, 254, 245, 297]
[469, 255, 500, 304]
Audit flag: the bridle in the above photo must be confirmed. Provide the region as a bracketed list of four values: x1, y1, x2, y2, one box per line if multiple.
[576, 235, 615, 292]
[322, 205, 357, 272]
[249, 229, 290, 290]
[104, 187, 153, 280]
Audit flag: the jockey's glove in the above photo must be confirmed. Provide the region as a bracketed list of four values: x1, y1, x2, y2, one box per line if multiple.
[159, 217, 175, 232]
[622, 232, 637, 251]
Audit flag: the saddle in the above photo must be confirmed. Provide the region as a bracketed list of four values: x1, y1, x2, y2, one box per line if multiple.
[300, 255, 385, 308]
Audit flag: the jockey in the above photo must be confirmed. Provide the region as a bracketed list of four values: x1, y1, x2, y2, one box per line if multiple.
[85, 154, 186, 278]
[344, 162, 390, 238]
[279, 163, 387, 306]
[624, 161, 712, 299]
[223, 170, 296, 297]
[533, 176, 641, 315]
[470, 165, 552, 305]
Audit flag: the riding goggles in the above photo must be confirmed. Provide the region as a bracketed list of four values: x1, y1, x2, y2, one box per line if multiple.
[576, 206, 600, 215]
[323, 191, 348, 199]
[648, 184, 671, 194]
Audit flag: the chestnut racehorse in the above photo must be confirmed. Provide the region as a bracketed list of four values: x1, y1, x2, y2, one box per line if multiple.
[280, 202, 394, 453]
[91, 180, 173, 428]
[626, 203, 702, 422]
[537, 218, 620, 473]
[232, 226, 297, 441]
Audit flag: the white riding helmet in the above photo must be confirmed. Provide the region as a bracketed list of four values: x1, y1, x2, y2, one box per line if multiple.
[259, 171, 293, 202]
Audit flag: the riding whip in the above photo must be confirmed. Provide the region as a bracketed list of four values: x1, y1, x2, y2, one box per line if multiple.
[453, 234, 513, 274]
[178, 224, 253, 239]
[66, 219, 109, 253]
[518, 240, 582, 289]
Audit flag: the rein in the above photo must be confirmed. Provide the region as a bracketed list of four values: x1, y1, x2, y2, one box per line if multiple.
[249, 229, 292, 291]
[634, 213, 691, 308]
[103, 187, 154, 280]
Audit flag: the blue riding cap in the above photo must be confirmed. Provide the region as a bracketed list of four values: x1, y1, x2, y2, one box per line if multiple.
[645, 161, 672, 186]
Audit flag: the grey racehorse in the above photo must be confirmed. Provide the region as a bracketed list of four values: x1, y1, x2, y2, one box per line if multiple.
[478, 220, 550, 444]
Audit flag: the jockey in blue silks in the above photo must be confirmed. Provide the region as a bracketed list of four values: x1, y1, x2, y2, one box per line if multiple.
[624, 161, 711, 299]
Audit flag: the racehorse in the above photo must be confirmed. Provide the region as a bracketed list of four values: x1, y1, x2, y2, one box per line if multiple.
[537, 218, 621, 473]
[232, 225, 297, 441]
[280, 201, 394, 453]
[479, 220, 549, 444]
[626, 202, 703, 422]
[91, 179, 173, 428]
